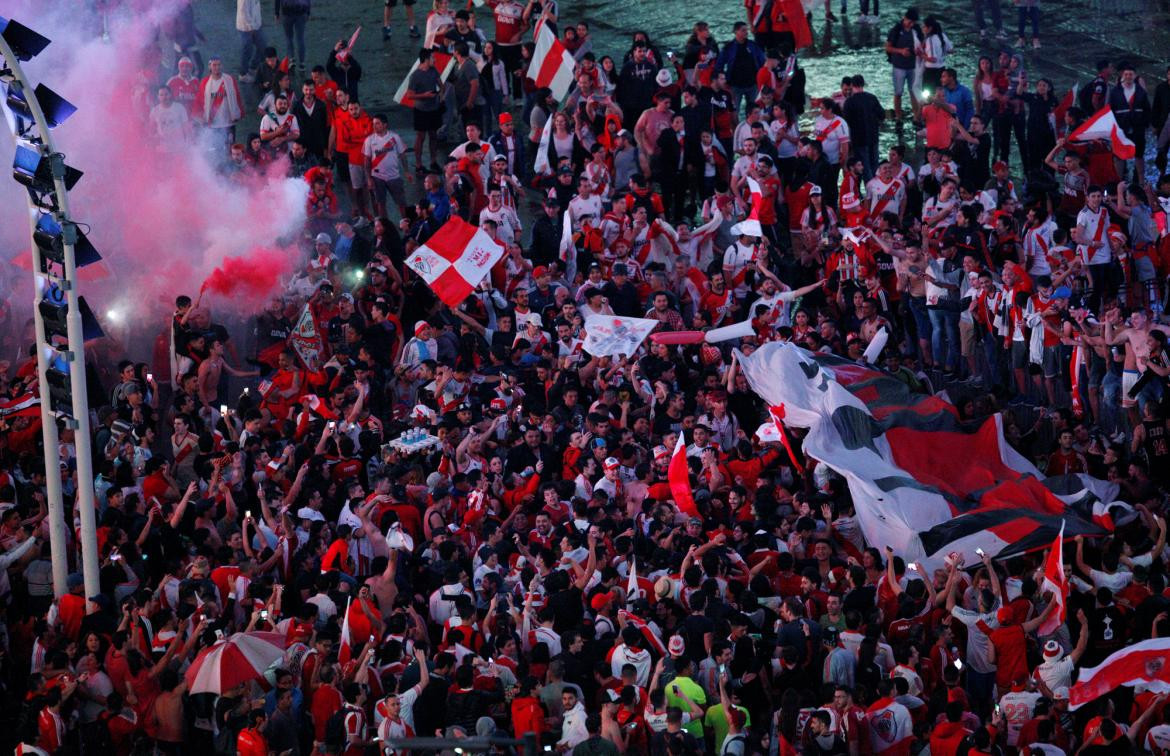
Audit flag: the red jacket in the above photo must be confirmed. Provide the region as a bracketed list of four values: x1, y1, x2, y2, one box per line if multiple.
[929, 721, 971, 756]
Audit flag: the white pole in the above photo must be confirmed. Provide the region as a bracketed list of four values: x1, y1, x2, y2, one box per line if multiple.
[0, 34, 100, 599]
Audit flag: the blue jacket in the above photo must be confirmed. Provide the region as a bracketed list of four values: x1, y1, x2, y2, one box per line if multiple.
[945, 83, 975, 129]
[489, 129, 528, 178]
[715, 39, 766, 81]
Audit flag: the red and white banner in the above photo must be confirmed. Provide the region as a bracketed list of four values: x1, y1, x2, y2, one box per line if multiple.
[582, 314, 657, 358]
[1068, 106, 1136, 160]
[735, 341, 1113, 568]
[1037, 522, 1067, 636]
[668, 433, 700, 518]
[0, 393, 40, 420]
[393, 52, 456, 107]
[405, 217, 505, 306]
[1070, 637, 1170, 709]
[338, 596, 353, 664]
[528, 22, 577, 101]
[618, 609, 667, 655]
[289, 305, 323, 370]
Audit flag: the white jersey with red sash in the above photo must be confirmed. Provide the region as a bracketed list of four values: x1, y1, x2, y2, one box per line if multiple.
[1076, 205, 1111, 265]
[813, 115, 849, 165]
[1023, 220, 1055, 276]
[866, 176, 906, 219]
[198, 74, 243, 126]
[722, 241, 758, 296]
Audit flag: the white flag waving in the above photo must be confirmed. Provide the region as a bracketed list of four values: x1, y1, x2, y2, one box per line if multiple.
[582, 314, 658, 358]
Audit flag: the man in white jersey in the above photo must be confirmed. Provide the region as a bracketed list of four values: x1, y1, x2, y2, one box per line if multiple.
[149, 85, 192, 153]
[363, 113, 408, 218]
[865, 160, 907, 222]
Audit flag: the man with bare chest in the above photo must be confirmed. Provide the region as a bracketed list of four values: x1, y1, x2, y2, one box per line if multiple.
[1104, 307, 1170, 418]
[197, 338, 259, 409]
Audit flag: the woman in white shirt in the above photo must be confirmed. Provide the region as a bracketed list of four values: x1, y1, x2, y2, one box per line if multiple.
[918, 17, 952, 96]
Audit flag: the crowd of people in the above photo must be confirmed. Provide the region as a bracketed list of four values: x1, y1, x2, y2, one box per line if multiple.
[5, 0, 1170, 754]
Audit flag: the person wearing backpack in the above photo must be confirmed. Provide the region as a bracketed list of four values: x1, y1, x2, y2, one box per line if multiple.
[275, 0, 311, 73]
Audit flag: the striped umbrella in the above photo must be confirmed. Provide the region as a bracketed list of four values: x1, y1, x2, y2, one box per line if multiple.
[185, 631, 286, 694]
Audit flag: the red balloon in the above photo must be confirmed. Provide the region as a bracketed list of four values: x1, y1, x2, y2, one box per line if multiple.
[649, 331, 706, 345]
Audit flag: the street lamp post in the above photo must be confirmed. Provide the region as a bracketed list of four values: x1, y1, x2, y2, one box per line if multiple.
[1, 17, 102, 599]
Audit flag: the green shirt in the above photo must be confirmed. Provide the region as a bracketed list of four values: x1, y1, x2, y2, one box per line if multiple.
[704, 703, 751, 749]
[665, 676, 707, 738]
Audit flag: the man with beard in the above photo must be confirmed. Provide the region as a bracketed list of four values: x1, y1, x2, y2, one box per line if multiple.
[259, 94, 300, 155]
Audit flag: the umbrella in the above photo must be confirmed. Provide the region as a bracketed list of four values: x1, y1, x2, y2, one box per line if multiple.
[185, 631, 287, 695]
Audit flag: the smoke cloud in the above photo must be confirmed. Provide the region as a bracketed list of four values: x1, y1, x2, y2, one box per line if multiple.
[0, 0, 307, 348]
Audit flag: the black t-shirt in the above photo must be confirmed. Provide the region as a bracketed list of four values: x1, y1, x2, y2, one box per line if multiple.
[548, 585, 584, 633]
[885, 23, 919, 70]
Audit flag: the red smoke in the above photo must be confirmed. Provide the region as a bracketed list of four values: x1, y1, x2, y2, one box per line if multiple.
[200, 247, 297, 299]
[0, 0, 308, 333]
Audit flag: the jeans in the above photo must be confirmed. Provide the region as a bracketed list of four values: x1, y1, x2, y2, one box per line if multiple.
[966, 669, 996, 718]
[1017, 6, 1039, 38]
[928, 307, 960, 371]
[281, 13, 308, 66]
[860, 0, 878, 15]
[973, 0, 1002, 30]
[730, 85, 756, 121]
[858, 141, 879, 180]
[981, 330, 1001, 387]
[239, 28, 266, 74]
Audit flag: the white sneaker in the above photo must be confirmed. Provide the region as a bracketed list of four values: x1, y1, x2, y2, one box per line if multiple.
[239, 73, 255, 83]
[1032, 38, 1041, 48]
[869, 14, 880, 22]
[995, 28, 1009, 38]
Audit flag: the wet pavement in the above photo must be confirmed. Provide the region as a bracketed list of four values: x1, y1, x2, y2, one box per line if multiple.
[189, 0, 1170, 178]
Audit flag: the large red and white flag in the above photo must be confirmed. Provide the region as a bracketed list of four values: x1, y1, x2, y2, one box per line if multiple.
[1070, 637, 1170, 709]
[528, 21, 576, 101]
[393, 51, 456, 107]
[1037, 522, 1067, 636]
[735, 341, 1113, 568]
[1068, 106, 1136, 160]
[668, 433, 700, 518]
[405, 217, 505, 306]
[338, 596, 353, 664]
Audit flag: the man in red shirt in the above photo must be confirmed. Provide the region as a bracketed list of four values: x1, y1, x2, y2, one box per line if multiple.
[333, 97, 374, 224]
[237, 709, 269, 756]
[1047, 430, 1088, 475]
[983, 601, 1056, 691]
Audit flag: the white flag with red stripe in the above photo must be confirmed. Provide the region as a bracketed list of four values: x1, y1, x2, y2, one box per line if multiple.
[528, 21, 577, 101]
[394, 51, 456, 107]
[338, 596, 353, 664]
[619, 609, 667, 655]
[405, 217, 506, 306]
[0, 393, 39, 419]
[1037, 522, 1067, 636]
[1068, 106, 1136, 160]
[1070, 637, 1170, 709]
[668, 433, 700, 518]
[731, 176, 764, 237]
